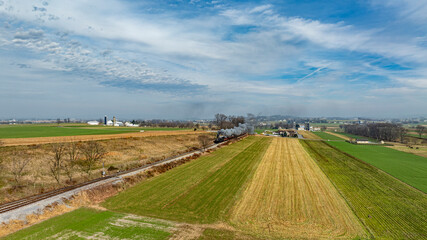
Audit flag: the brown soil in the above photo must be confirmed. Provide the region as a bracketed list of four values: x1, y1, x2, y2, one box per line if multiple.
[1, 130, 201, 147]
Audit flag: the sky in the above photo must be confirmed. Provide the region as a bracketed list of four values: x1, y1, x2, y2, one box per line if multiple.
[0, 0, 426, 120]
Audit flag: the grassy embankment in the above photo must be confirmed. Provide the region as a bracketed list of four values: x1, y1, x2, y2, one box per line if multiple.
[327, 141, 427, 193]
[0, 124, 190, 139]
[301, 140, 427, 239]
[103, 136, 271, 223]
[3, 208, 174, 240]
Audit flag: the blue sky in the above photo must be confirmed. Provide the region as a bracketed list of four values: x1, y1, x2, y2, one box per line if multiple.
[0, 0, 426, 119]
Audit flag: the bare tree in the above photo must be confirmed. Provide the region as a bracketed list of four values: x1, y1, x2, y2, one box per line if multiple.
[320, 126, 327, 132]
[229, 115, 245, 127]
[64, 141, 79, 183]
[215, 113, 228, 129]
[416, 125, 425, 138]
[49, 143, 66, 185]
[198, 135, 211, 151]
[9, 152, 30, 187]
[79, 141, 106, 177]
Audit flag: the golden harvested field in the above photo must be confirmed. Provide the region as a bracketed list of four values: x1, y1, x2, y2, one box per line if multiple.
[386, 143, 427, 158]
[230, 138, 366, 239]
[298, 130, 321, 139]
[0, 130, 201, 147]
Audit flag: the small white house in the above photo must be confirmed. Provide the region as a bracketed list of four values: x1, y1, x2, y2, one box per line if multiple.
[87, 120, 99, 125]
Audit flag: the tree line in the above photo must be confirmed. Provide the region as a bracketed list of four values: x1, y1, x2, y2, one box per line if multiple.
[342, 123, 407, 142]
[214, 114, 245, 129]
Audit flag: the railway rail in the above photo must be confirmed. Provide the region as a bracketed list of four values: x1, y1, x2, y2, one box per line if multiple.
[0, 140, 228, 216]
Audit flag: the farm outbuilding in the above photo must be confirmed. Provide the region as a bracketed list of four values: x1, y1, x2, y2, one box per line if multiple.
[356, 139, 370, 144]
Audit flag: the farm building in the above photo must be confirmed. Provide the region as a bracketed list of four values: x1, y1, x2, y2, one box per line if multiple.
[310, 126, 321, 131]
[87, 120, 99, 125]
[106, 120, 123, 126]
[355, 139, 370, 144]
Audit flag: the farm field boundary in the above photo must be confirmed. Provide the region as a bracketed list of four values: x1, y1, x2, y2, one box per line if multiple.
[230, 138, 366, 239]
[0, 124, 191, 139]
[327, 141, 427, 193]
[2, 208, 175, 240]
[103, 136, 271, 223]
[301, 140, 427, 239]
[0, 130, 202, 146]
[325, 131, 350, 140]
[313, 131, 345, 141]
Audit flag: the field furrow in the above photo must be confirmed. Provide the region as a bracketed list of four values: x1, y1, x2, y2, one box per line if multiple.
[230, 138, 366, 239]
[301, 140, 427, 239]
[103, 136, 272, 223]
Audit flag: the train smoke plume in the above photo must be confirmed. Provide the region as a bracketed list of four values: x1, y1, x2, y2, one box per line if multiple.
[217, 123, 254, 137]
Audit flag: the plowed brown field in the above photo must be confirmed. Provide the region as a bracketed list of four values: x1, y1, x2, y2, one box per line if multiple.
[1, 130, 201, 146]
[230, 138, 367, 239]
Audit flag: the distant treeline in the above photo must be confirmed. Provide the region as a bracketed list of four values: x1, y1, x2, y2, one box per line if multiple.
[133, 120, 204, 129]
[214, 114, 245, 129]
[342, 123, 406, 142]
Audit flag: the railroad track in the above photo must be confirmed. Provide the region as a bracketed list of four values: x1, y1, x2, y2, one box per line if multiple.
[0, 141, 223, 215]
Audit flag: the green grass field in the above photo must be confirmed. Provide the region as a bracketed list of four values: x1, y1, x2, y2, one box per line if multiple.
[312, 131, 344, 140]
[407, 133, 427, 139]
[301, 140, 427, 239]
[0, 124, 190, 139]
[103, 136, 271, 223]
[254, 128, 275, 134]
[3, 208, 174, 240]
[327, 141, 427, 192]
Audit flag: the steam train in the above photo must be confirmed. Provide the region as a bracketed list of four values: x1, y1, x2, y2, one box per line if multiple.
[214, 132, 247, 144]
[213, 124, 253, 144]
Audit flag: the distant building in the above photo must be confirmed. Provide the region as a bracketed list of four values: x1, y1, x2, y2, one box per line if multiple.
[310, 126, 321, 131]
[87, 120, 99, 125]
[356, 139, 370, 144]
[106, 120, 123, 126]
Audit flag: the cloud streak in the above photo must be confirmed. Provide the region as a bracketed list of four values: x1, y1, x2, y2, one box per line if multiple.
[0, 0, 425, 118]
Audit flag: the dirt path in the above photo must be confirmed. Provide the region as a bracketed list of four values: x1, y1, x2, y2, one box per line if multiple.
[229, 138, 366, 239]
[326, 131, 350, 140]
[1, 131, 202, 146]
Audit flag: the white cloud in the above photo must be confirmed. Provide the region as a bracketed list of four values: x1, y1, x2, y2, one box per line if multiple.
[0, 0, 426, 118]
